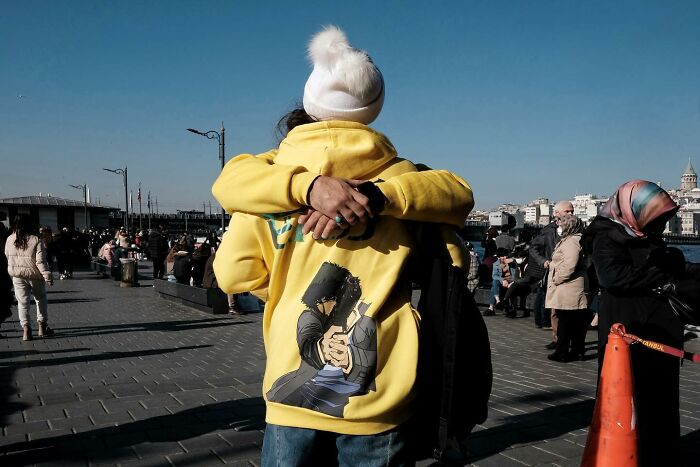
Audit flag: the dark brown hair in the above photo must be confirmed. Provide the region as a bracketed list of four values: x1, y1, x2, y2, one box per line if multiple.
[276, 106, 317, 141]
[12, 214, 36, 250]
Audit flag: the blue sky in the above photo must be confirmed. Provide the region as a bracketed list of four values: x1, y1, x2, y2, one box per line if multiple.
[1, 0, 699, 211]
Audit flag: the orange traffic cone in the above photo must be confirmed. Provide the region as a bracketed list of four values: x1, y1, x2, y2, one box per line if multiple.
[581, 323, 638, 467]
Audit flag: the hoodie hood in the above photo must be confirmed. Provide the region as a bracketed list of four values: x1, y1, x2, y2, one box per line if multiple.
[274, 121, 397, 179]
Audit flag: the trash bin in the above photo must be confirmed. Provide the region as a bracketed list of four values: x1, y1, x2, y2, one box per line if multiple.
[119, 258, 139, 287]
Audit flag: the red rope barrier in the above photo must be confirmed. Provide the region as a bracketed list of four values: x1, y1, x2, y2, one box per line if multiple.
[610, 323, 700, 364]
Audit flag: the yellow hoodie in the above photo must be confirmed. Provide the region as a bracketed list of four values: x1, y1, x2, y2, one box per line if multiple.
[214, 121, 469, 435]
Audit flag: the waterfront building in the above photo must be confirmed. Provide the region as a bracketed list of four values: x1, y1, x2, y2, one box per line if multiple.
[0, 195, 118, 231]
[524, 206, 539, 224]
[572, 194, 608, 225]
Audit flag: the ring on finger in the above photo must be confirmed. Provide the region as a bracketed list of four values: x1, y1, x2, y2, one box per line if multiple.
[334, 215, 346, 225]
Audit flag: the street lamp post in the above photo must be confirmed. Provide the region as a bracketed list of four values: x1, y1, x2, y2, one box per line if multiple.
[103, 167, 128, 229]
[69, 184, 89, 230]
[187, 124, 226, 231]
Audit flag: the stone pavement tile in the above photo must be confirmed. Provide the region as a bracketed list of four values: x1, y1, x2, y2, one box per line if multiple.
[109, 383, 151, 398]
[0, 433, 27, 447]
[471, 453, 528, 466]
[27, 427, 74, 441]
[535, 438, 584, 459]
[501, 445, 565, 465]
[90, 411, 135, 426]
[167, 450, 226, 466]
[0, 410, 25, 424]
[118, 459, 172, 467]
[169, 379, 216, 391]
[102, 431, 149, 449]
[213, 444, 262, 463]
[236, 384, 263, 398]
[100, 397, 146, 413]
[138, 394, 180, 409]
[217, 429, 264, 447]
[50, 415, 95, 432]
[551, 458, 584, 467]
[63, 400, 107, 418]
[170, 392, 216, 407]
[86, 446, 140, 464]
[34, 458, 88, 467]
[40, 392, 80, 406]
[128, 405, 172, 422]
[179, 433, 231, 452]
[132, 440, 186, 458]
[143, 382, 183, 394]
[77, 388, 115, 402]
[23, 405, 68, 421]
[215, 460, 257, 467]
[4, 419, 51, 436]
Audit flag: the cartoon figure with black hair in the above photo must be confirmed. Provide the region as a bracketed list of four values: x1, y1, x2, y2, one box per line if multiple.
[266, 262, 376, 417]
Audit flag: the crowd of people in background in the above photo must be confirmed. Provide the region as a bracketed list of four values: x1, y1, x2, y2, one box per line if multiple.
[469, 185, 700, 467]
[0, 220, 247, 340]
[473, 200, 595, 363]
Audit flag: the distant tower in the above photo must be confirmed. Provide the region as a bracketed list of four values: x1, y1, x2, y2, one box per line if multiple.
[681, 158, 697, 191]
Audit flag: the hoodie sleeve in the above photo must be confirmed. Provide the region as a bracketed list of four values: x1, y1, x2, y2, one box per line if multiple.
[212, 150, 318, 214]
[377, 170, 474, 226]
[213, 213, 269, 295]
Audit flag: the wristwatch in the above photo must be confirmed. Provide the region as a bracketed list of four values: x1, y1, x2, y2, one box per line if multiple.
[356, 181, 386, 216]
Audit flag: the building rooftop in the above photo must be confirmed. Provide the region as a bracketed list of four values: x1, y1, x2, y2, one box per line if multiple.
[0, 195, 116, 210]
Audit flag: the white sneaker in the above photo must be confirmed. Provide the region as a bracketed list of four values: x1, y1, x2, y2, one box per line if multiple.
[59, 274, 66, 280]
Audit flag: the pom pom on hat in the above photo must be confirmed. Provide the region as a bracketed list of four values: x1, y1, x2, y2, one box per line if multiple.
[303, 26, 384, 124]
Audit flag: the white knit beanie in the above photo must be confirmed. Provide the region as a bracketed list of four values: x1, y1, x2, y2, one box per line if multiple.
[303, 26, 385, 125]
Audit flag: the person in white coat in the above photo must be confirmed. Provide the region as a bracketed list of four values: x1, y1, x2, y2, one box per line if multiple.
[4, 215, 54, 341]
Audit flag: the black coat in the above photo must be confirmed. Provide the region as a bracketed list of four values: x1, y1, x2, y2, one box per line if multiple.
[584, 216, 682, 467]
[529, 222, 559, 268]
[147, 230, 169, 258]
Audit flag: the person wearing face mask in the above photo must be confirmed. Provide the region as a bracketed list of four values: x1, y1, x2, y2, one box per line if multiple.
[530, 201, 575, 343]
[544, 214, 589, 362]
[502, 247, 543, 318]
[583, 180, 689, 467]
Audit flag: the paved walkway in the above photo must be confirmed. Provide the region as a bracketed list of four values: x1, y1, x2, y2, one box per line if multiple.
[1, 264, 699, 466]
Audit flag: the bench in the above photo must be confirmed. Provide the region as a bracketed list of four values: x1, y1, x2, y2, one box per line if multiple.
[153, 279, 263, 315]
[89, 257, 120, 279]
[90, 257, 139, 286]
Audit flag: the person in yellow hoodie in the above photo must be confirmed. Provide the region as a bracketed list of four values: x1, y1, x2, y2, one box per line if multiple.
[213, 26, 474, 466]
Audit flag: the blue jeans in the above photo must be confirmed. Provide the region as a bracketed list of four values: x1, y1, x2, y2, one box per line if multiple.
[262, 423, 414, 467]
[489, 279, 502, 305]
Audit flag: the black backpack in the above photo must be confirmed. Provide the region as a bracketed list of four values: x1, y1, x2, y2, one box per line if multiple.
[411, 223, 493, 465]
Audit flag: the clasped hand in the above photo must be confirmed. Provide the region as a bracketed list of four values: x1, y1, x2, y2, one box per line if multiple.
[301, 176, 374, 240]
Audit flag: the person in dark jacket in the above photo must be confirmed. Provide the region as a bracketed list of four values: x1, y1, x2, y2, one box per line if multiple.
[147, 226, 169, 280]
[502, 246, 543, 318]
[530, 201, 574, 337]
[583, 180, 685, 467]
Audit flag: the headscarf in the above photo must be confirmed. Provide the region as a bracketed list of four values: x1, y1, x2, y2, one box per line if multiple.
[558, 214, 584, 238]
[599, 180, 679, 238]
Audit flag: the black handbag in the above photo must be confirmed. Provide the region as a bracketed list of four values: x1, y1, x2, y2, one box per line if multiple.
[654, 279, 700, 326]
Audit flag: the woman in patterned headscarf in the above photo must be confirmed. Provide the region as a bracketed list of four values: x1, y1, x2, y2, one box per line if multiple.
[583, 180, 681, 467]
